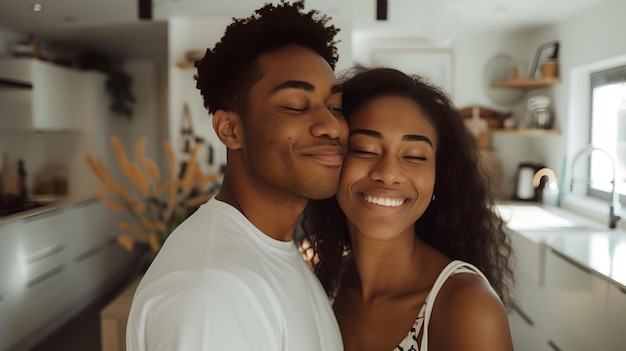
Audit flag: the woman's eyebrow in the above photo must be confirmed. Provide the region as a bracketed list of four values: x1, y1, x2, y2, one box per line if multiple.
[402, 134, 433, 146]
[350, 129, 381, 139]
[350, 129, 433, 147]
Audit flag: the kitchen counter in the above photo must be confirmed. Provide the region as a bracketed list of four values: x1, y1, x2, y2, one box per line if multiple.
[0, 195, 97, 226]
[0, 195, 136, 350]
[497, 201, 626, 290]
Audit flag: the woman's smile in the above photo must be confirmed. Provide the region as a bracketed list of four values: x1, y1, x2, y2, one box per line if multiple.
[362, 194, 408, 207]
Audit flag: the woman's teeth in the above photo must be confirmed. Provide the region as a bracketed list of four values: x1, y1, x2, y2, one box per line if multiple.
[364, 195, 405, 207]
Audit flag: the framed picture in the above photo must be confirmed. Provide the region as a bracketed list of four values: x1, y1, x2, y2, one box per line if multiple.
[371, 49, 454, 95]
[529, 41, 559, 78]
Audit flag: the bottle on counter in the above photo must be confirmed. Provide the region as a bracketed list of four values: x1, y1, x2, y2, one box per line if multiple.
[17, 158, 27, 204]
[2, 153, 20, 205]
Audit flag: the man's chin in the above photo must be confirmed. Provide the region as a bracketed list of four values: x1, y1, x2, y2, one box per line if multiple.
[305, 187, 339, 200]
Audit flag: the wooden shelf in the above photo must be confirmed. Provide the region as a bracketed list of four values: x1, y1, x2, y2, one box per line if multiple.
[175, 61, 195, 69]
[491, 128, 560, 136]
[490, 77, 560, 88]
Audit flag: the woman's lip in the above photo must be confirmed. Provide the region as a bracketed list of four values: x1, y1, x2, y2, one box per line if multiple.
[360, 193, 408, 207]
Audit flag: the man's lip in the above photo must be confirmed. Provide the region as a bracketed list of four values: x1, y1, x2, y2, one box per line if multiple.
[300, 146, 345, 166]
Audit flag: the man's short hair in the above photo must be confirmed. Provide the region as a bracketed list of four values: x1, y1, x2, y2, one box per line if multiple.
[195, 0, 340, 116]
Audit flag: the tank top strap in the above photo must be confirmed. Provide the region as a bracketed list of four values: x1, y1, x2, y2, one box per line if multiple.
[419, 260, 490, 351]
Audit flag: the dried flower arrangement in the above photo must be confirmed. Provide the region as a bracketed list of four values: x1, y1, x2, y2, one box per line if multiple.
[85, 136, 219, 256]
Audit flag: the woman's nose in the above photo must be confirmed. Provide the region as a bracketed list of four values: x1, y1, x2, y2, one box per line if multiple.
[369, 156, 406, 184]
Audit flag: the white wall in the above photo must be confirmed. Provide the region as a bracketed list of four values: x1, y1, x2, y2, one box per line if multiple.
[74, 60, 163, 199]
[0, 55, 162, 201]
[475, 0, 626, 197]
[543, 0, 626, 179]
[167, 17, 231, 176]
[454, 29, 561, 197]
[0, 26, 25, 57]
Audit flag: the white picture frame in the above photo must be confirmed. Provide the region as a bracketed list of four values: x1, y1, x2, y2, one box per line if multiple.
[371, 49, 454, 95]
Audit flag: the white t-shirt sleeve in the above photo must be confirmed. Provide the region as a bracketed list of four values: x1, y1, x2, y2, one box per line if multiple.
[127, 270, 284, 351]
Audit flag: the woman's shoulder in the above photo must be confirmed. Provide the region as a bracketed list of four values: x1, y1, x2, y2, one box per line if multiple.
[428, 263, 513, 350]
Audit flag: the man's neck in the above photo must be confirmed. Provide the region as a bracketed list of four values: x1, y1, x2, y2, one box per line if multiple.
[216, 176, 306, 242]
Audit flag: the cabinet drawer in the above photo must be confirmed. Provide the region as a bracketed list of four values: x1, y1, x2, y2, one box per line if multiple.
[511, 231, 546, 285]
[0, 293, 7, 351]
[606, 282, 626, 349]
[544, 249, 609, 351]
[6, 258, 73, 349]
[508, 308, 554, 351]
[511, 231, 549, 325]
[20, 208, 68, 257]
[0, 222, 20, 295]
[65, 200, 108, 256]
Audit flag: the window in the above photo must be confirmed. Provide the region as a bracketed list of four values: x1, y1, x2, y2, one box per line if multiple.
[589, 65, 626, 203]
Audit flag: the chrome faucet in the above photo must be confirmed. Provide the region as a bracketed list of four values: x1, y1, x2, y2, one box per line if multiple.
[570, 145, 621, 229]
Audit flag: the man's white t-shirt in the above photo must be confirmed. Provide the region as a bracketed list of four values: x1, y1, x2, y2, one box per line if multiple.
[126, 197, 343, 350]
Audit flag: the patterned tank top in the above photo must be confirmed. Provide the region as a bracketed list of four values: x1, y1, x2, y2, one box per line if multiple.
[394, 260, 495, 351]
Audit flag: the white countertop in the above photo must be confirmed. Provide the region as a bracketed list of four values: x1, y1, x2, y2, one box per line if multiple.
[0, 195, 97, 227]
[497, 202, 626, 289]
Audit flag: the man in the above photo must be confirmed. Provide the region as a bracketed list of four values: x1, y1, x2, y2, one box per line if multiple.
[126, 1, 347, 350]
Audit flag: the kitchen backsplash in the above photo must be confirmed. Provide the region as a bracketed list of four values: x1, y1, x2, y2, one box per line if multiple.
[0, 131, 78, 196]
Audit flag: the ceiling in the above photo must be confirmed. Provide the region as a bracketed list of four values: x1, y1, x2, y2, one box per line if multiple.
[0, 0, 610, 60]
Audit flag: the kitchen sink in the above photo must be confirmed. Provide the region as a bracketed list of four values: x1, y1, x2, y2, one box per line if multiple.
[494, 203, 615, 232]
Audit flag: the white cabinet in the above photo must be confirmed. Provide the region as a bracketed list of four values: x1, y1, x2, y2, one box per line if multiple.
[7, 208, 75, 350]
[0, 200, 137, 350]
[606, 281, 626, 349]
[543, 249, 609, 351]
[509, 229, 626, 351]
[0, 58, 84, 131]
[65, 199, 134, 298]
[509, 230, 562, 351]
[0, 221, 21, 351]
[65, 199, 110, 299]
[510, 230, 550, 327]
[508, 309, 554, 351]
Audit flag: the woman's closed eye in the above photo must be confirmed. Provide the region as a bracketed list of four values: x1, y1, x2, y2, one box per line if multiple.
[350, 149, 379, 157]
[404, 155, 428, 161]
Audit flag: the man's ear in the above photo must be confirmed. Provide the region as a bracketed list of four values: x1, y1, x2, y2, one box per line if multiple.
[213, 110, 243, 150]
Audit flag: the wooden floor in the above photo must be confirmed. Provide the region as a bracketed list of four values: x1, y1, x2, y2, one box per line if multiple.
[30, 267, 139, 351]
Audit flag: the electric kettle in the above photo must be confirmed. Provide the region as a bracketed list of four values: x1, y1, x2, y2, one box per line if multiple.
[514, 162, 545, 201]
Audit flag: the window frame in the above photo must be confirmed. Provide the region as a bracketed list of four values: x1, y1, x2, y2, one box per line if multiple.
[588, 65, 626, 204]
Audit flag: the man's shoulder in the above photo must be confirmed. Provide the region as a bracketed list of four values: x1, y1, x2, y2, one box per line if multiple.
[127, 269, 286, 351]
[135, 266, 280, 312]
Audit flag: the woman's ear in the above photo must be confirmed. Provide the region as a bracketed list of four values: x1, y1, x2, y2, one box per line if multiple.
[213, 110, 243, 150]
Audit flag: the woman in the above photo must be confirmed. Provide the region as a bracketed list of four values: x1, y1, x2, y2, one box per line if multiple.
[301, 67, 515, 351]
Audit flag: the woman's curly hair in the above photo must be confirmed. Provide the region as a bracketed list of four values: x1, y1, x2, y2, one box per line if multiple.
[195, 0, 340, 116]
[300, 67, 516, 308]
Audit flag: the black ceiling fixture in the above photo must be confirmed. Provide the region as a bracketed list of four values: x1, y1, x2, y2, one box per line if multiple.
[376, 0, 388, 21]
[139, 0, 152, 20]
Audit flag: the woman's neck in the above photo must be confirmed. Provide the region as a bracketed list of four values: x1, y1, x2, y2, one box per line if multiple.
[348, 227, 426, 302]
